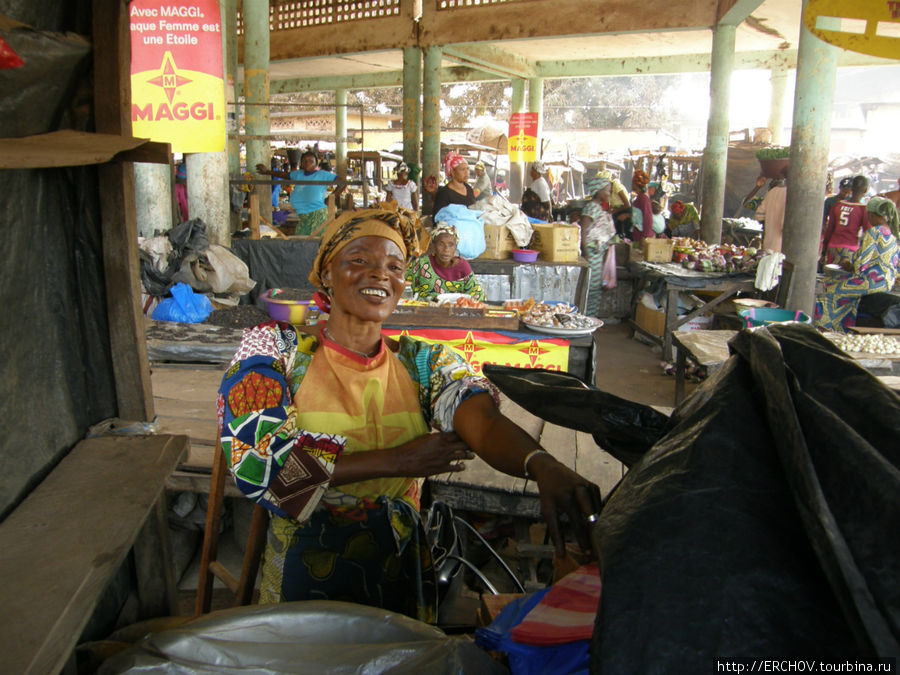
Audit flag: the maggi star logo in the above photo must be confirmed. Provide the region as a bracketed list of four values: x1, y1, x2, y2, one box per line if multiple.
[148, 51, 192, 104]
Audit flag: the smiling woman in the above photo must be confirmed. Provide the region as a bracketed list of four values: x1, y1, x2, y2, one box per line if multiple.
[217, 205, 601, 621]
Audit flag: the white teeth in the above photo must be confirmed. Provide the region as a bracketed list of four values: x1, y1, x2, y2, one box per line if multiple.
[361, 288, 387, 297]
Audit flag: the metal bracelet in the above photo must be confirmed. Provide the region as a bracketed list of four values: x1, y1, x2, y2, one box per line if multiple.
[523, 448, 551, 479]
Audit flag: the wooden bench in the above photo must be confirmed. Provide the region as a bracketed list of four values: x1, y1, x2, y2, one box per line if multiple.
[0, 434, 188, 675]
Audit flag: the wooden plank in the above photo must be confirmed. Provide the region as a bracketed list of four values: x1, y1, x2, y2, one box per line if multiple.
[386, 305, 520, 330]
[151, 367, 223, 466]
[575, 431, 626, 500]
[93, 0, 154, 421]
[167, 469, 244, 498]
[0, 434, 187, 675]
[418, 0, 717, 47]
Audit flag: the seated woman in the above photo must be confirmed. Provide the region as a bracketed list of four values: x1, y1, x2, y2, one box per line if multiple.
[815, 197, 899, 333]
[427, 152, 475, 217]
[218, 206, 599, 621]
[406, 223, 486, 302]
[666, 200, 700, 238]
[578, 174, 616, 317]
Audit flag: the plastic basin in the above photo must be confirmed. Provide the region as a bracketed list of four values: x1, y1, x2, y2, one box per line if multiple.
[739, 307, 811, 328]
[512, 249, 539, 263]
[262, 292, 309, 323]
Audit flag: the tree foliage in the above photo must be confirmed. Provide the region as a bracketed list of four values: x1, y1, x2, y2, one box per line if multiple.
[271, 74, 696, 131]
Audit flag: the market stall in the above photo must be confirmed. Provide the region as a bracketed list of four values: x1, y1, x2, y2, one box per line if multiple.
[629, 259, 757, 361]
[228, 237, 592, 310]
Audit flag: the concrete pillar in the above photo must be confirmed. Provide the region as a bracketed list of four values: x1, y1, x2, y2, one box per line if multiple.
[134, 164, 173, 237]
[335, 89, 348, 180]
[243, 0, 271, 224]
[509, 79, 526, 204]
[422, 46, 442, 191]
[699, 23, 736, 245]
[768, 65, 789, 146]
[222, 0, 240, 237]
[402, 46, 422, 170]
[186, 153, 230, 246]
[782, 8, 839, 314]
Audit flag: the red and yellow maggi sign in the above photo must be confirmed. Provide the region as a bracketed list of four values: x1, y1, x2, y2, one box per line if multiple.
[130, 0, 225, 152]
[508, 113, 538, 163]
[382, 328, 569, 376]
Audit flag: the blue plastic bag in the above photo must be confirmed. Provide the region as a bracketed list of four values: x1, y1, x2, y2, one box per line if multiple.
[152, 282, 214, 323]
[474, 589, 590, 675]
[434, 204, 486, 259]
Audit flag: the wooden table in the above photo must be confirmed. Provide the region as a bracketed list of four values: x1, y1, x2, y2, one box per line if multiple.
[0, 435, 187, 675]
[671, 330, 737, 405]
[628, 261, 756, 361]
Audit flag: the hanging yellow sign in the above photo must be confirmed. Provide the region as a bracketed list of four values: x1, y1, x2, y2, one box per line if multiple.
[508, 113, 539, 163]
[130, 0, 226, 152]
[803, 0, 900, 60]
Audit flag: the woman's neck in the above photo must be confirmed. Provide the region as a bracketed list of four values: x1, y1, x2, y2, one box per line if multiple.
[447, 179, 467, 195]
[322, 315, 382, 358]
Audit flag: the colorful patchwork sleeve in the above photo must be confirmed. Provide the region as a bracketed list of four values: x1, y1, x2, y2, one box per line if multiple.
[397, 337, 498, 432]
[218, 322, 344, 523]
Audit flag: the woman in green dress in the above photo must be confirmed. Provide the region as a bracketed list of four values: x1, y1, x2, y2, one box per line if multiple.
[406, 223, 486, 302]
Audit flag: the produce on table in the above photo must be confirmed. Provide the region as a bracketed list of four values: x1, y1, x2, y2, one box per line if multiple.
[455, 296, 485, 309]
[754, 146, 791, 160]
[828, 333, 900, 355]
[671, 237, 772, 274]
[522, 301, 596, 329]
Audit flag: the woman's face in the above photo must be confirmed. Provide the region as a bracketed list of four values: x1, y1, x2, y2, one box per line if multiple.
[322, 236, 406, 323]
[397, 170, 407, 181]
[452, 162, 469, 183]
[433, 233, 458, 267]
[301, 154, 317, 172]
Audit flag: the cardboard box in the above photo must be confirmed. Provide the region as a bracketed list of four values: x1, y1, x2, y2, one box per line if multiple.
[530, 223, 581, 262]
[634, 303, 665, 337]
[676, 314, 714, 332]
[642, 238, 675, 263]
[480, 223, 515, 259]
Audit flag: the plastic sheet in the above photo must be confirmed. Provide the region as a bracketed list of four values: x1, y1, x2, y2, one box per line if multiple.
[482, 365, 669, 468]
[99, 601, 506, 674]
[485, 325, 899, 668]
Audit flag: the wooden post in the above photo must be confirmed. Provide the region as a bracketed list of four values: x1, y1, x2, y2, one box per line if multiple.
[243, 0, 271, 225]
[92, 0, 154, 421]
[422, 46, 442, 193]
[509, 79, 526, 204]
[782, 5, 839, 314]
[335, 88, 348, 180]
[699, 23, 736, 245]
[402, 46, 422, 171]
[248, 192, 261, 240]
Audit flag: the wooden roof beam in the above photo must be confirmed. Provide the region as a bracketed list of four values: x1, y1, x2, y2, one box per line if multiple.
[717, 0, 765, 27]
[535, 49, 894, 78]
[269, 65, 503, 95]
[442, 45, 537, 80]
[417, 0, 720, 46]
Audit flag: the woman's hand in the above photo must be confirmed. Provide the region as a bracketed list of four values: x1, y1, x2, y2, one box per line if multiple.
[329, 432, 474, 487]
[527, 453, 602, 558]
[255, 163, 268, 175]
[393, 431, 474, 477]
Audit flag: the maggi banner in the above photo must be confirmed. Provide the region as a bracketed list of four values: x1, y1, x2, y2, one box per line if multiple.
[382, 328, 569, 376]
[508, 112, 538, 163]
[130, 0, 225, 152]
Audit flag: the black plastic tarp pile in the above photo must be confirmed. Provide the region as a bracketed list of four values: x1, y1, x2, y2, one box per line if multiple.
[485, 324, 899, 670]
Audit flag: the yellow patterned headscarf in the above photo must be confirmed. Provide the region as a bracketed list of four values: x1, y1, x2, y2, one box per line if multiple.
[308, 205, 424, 290]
